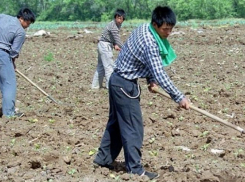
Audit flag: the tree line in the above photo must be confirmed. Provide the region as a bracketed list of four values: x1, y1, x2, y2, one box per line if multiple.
[1, 0, 245, 21]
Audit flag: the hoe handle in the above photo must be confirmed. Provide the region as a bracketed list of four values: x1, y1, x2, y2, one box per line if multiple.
[16, 69, 58, 104]
[153, 87, 244, 134]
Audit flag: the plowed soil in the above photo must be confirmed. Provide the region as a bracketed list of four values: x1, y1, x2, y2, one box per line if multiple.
[1, 24, 245, 182]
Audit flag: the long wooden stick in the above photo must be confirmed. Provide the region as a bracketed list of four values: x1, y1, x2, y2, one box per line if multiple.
[153, 87, 244, 134]
[16, 69, 58, 104]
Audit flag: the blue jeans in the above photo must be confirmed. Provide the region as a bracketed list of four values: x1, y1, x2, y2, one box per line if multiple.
[0, 49, 16, 116]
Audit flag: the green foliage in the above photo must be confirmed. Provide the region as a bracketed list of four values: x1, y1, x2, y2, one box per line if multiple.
[168, 0, 194, 20]
[199, 131, 209, 137]
[10, 138, 16, 146]
[44, 52, 54, 62]
[68, 168, 77, 176]
[169, 0, 236, 20]
[201, 143, 210, 151]
[1, 0, 245, 21]
[235, 0, 245, 17]
[101, 12, 111, 22]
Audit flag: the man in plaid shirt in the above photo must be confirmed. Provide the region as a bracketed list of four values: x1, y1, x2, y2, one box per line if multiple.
[94, 6, 190, 180]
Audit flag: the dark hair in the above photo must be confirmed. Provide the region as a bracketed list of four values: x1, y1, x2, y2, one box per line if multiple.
[17, 8, 36, 23]
[151, 6, 176, 27]
[114, 9, 126, 20]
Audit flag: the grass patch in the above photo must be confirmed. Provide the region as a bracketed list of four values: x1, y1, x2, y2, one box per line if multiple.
[29, 18, 245, 31]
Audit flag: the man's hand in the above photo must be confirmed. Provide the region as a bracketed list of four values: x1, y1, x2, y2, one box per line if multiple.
[148, 82, 158, 93]
[179, 97, 190, 110]
[114, 45, 121, 51]
[12, 58, 16, 70]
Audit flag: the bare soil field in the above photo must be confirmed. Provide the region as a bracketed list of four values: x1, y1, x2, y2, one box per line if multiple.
[0, 24, 245, 182]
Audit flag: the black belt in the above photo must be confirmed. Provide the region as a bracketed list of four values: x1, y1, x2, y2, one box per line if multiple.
[0, 48, 10, 54]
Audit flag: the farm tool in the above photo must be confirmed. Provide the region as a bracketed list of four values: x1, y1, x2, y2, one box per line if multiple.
[152, 87, 245, 134]
[16, 69, 59, 104]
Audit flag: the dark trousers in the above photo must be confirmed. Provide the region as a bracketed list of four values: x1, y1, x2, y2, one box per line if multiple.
[94, 72, 144, 175]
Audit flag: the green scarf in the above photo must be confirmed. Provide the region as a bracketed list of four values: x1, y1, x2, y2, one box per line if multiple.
[149, 23, 176, 66]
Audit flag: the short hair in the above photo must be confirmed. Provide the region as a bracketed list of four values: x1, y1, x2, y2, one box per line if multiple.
[114, 9, 126, 20]
[151, 6, 176, 27]
[17, 8, 36, 23]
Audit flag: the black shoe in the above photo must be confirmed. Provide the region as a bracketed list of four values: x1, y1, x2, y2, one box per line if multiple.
[93, 161, 114, 170]
[143, 171, 159, 180]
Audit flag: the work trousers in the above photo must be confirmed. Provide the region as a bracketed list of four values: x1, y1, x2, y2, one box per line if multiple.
[0, 49, 16, 116]
[91, 41, 114, 89]
[94, 72, 144, 175]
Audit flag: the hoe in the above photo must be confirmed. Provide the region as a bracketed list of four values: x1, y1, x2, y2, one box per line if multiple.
[153, 87, 244, 134]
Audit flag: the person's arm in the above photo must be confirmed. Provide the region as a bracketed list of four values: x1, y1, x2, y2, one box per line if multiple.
[10, 30, 25, 59]
[110, 22, 123, 48]
[144, 44, 188, 105]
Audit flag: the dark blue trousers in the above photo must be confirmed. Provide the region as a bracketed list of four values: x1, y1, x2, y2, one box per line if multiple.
[94, 72, 144, 175]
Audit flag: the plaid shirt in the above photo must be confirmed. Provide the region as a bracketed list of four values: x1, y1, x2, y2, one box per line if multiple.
[114, 23, 184, 103]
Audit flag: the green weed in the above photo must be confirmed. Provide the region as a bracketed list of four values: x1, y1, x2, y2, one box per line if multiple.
[10, 138, 16, 146]
[201, 144, 210, 151]
[68, 168, 77, 176]
[44, 52, 54, 62]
